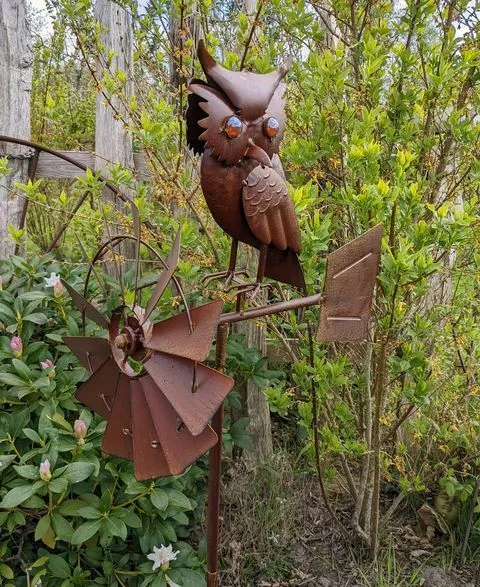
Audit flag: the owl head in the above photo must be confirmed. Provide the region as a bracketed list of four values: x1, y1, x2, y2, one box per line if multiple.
[187, 40, 291, 167]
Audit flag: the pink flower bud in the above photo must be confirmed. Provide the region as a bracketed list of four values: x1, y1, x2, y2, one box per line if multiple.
[74, 419, 87, 444]
[10, 336, 22, 358]
[53, 280, 65, 299]
[0, 276, 3, 291]
[40, 359, 55, 379]
[39, 459, 51, 482]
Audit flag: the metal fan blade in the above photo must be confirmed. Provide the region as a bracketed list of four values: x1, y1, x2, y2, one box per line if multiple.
[317, 224, 382, 342]
[63, 336, 110, 373]
[142, 375, 218, 475]
[132, 202, 141, 305]
[130, 379, 171, 480]
[102, 375, 133, 460]
[144, 352, 234, 436]
[142, 228, 181, 322]
[61, 279, 109, 329]
[145, 300, 224, 362]
[75, 358, 120, 420]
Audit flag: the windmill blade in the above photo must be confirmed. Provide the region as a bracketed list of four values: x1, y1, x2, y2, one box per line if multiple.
[144, 352, 234, 436]
[130, 379, 171, 480]
[317, 224, 382, 342]
[75, 358, 120, 420]
[145, 300, 224, 362]
[102, 375, 133, 460]
[142, 375, 217, 475]
[61, 279, 109, 329]
[142, 229, 181, 323]
[63, 336, 111, 373]
[132, 202, 141, 306]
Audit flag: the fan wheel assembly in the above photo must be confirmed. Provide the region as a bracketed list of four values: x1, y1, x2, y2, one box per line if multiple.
[62, 220, 233, 480]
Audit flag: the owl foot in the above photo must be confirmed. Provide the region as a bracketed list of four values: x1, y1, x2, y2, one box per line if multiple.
[201, 269, 249, 289]
[228, 282, 277, 304]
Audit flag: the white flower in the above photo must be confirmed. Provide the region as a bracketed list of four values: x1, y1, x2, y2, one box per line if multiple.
[44, 272, 60, 287]
[147, 544, 180, 571]
[165, 576, 181, 587]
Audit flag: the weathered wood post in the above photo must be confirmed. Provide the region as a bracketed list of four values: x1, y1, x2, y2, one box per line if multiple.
[0, 0, 33, 259]
[94, 0, 134, 266]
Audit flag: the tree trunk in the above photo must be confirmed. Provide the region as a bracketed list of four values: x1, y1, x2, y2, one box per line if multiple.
[0, 0, 33, 259]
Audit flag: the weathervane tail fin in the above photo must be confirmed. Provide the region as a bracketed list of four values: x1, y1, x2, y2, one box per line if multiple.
[317, 224, 383, 342]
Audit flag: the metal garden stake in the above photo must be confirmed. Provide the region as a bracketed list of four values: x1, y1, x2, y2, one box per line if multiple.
[60, 42, 383, 587]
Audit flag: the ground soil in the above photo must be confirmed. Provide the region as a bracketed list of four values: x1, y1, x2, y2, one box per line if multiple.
[218, 459, 480, 586]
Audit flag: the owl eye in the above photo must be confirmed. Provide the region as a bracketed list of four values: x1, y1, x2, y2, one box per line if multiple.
[223, 115, 243, 139]
[263, 117, 280, 139]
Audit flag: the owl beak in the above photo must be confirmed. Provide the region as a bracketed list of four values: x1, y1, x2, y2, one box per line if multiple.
[245, 144, 272, 167]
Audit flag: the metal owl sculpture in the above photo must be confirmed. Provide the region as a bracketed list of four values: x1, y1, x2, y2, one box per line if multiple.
[187, 40, 305, 293]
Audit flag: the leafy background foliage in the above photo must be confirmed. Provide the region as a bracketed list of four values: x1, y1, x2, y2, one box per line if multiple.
[1, 0, 480, 583]
[0, 254, 212, 586]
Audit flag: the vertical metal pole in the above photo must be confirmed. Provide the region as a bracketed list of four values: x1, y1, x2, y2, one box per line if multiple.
[207, 323, 229, 587]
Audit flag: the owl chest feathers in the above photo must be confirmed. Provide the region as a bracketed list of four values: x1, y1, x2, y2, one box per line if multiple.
[201, 150, 300, 254]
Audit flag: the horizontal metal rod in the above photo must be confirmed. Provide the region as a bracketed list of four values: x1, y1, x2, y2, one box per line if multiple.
[218, 293, 324, 325]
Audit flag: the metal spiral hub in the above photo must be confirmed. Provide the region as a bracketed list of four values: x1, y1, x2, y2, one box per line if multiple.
[109, 307, 147, 376]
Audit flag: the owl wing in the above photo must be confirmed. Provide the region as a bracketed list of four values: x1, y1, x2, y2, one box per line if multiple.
[242, 165, 301, 253]
[187, 83, 245, 163]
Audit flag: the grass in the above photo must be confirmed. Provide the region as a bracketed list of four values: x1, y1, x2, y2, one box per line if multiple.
[218, 451, 479, 585]
[219, 452, 306, 585]
[357, 539, 424, 586]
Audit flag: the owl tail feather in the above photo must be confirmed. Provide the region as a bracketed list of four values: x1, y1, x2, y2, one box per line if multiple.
[265, 247, 306, 295]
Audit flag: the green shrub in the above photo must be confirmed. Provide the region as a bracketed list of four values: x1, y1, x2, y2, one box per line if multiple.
[0, 254, 206, 586]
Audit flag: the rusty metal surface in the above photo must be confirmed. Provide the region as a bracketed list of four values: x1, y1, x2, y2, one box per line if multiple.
[197, 39, 290, 121]
[146, 299, 224, 362]
[142, 375, 218, 475]
[317, 224, 383, 342]
[101, 374, 133, 460]
[108, 307, 145, 377]
[187, 42, 305, 292]
[206, 323, 229, 586]
[63, 336, 111, 373]
[243, 165, 300, 253]
[61, 279, 109, 329]
[131, 379, 171, 480]
[144, 351, 233, 436]
[75, 358, 118, 419]
[62, 246, 231, 480]
[218, 293, 324, 326]
[130, 376, 217, 480]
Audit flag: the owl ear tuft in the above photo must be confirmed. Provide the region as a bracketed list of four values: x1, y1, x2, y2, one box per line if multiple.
[196, 40, 292, 120]
[197, 39, 217, 76]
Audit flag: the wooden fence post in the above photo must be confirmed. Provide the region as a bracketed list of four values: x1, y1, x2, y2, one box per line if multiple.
[0, 0, 33, 259]
[94, 0, 134, 263]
